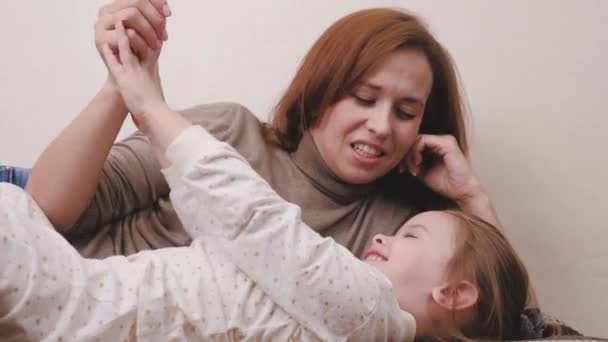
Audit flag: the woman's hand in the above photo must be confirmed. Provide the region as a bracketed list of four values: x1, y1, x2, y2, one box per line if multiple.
[95, 0, 170, 84]
[100, 21, 166, 125]
[402, 134, 503, 230]
[403, 134, 487, 208]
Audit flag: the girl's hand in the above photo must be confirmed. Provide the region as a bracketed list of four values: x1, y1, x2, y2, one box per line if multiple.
[402, 134, 486, 207]
[100, 21, 167, 125]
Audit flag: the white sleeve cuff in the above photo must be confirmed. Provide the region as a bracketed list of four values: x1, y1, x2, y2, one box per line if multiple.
[160, 125, 220, 187]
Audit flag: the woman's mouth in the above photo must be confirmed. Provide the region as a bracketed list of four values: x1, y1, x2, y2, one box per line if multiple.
[351, 143, 385, 158]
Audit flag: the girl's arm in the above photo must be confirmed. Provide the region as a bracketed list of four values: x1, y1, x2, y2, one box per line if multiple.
[164, 126, 415, 341]
[102, 26, 414, 340]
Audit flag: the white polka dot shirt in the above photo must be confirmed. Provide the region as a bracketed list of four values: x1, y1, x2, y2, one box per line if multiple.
[0, 126, 415, 341]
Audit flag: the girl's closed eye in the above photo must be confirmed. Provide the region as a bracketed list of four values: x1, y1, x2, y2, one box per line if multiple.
[403, 232, 418, 239]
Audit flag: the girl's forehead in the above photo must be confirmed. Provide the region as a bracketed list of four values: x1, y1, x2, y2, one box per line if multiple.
[403, 211, 459, 232]
[400, 212, 461, 252]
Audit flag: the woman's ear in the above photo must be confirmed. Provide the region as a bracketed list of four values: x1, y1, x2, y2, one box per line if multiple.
[431, 280, 479, 311]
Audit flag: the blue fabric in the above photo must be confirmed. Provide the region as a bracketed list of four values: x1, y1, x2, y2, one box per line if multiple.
[0, 166, 31, 189]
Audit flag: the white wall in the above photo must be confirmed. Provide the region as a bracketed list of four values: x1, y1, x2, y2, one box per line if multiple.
[1, 0, 606, 337]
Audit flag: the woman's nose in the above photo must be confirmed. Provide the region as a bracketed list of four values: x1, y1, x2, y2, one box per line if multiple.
[366, 107, 391, 138]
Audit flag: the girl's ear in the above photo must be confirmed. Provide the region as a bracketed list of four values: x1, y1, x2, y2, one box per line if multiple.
[431, 280, 479, 311]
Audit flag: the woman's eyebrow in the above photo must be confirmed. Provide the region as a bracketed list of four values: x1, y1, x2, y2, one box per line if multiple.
[359, 81, 382, 91]
[359, 81, 425, 108]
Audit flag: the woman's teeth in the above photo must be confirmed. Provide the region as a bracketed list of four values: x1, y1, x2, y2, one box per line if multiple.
[352, 144, 383, 157]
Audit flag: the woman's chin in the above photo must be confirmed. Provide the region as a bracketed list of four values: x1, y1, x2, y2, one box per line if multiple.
[338, 168, 383, 185]
[337, 160, 396, 185]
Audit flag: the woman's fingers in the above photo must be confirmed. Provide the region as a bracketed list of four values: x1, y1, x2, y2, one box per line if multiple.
[99, 0, 168, 40]
[117, 8, 161, 50]
[406, 137, 425, 176]
[150, 0, 172, 18]
[407, 134, 462, 176]
[97, 5, 163, 50]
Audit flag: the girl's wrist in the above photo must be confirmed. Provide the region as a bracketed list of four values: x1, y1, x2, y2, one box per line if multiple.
[137, 101, 170, 131]
[137, 102, 191, 151]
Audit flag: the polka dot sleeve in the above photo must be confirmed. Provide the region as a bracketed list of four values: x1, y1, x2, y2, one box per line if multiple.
[162, 126, 414, 341]
[0, 184, 139, 341]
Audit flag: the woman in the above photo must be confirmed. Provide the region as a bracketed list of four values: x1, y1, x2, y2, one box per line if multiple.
[26, 1, 501, 262]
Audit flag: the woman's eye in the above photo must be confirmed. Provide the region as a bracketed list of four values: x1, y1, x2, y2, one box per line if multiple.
[404, 233, 417, 239]
[396, 110, 417, 121]
[353, 94, 375, 106]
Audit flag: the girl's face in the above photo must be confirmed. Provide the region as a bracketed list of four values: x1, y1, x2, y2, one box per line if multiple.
[363, 211, 460, 325]
[310, 48, 433, 184]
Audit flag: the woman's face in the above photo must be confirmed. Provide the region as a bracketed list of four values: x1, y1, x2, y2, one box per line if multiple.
[310, 48, 433, 184]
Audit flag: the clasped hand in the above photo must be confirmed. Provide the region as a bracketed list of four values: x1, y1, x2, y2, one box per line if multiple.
[101, 21, 167, 129]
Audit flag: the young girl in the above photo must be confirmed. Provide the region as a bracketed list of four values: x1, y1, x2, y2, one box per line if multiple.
[0, 23, 529, 341]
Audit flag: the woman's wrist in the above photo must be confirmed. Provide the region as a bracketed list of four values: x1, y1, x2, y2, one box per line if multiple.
[458, 191, 491, 215]
[456, 183, 487, 209]
[101, 77, 119, 95]
[456, 187, 503, 230]
[99, 78, 129, 117]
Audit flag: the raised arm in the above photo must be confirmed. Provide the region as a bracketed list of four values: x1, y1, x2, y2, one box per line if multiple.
[26, 0, 169, 232]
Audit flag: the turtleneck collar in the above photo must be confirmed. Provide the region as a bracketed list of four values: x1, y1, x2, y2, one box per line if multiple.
[289, 131, 377, 204]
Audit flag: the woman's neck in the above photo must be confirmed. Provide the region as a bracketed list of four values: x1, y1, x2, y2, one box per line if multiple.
[289, 131, 377, 204]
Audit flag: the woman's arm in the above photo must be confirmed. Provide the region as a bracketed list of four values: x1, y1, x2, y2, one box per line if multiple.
[26, 0, 168, 232]
[26, 82, 128, 231]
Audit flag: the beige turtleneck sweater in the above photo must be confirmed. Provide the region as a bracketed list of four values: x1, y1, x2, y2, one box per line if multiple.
[67, 102, 444, 259]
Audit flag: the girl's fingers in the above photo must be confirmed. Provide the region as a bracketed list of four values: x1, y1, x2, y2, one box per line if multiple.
[116, 21, 137, 68]
[101, 43, 122, 77]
